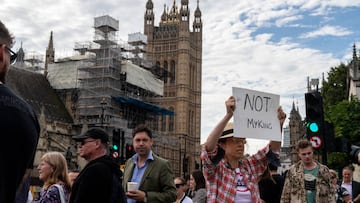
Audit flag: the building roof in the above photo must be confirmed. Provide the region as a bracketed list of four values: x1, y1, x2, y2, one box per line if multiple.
[6, 67, 73, 123]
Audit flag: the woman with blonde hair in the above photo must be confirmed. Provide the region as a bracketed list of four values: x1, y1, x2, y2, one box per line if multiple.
[329, 169, 351, 203]
[34, 151, 71, 203]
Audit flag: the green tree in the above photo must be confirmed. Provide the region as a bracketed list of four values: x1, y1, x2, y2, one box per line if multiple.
[327, 99, 360, 144]
[322, 63, 348, 115]
[327, 152, 349, 171]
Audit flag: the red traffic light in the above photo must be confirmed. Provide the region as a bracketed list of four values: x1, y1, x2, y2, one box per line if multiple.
[126, 145, 133, 151]
[125, 144, 135, 159]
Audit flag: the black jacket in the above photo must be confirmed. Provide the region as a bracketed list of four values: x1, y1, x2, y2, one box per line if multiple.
[259, 174, 285, 203]
[69, 155, 125, 203]
[0, 85, 40, 203]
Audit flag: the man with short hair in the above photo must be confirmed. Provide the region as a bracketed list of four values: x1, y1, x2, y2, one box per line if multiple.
[341, 165, 360, 202]
[281, 139, 335, 203]
[123, 124, 177, 203]
[70, 127, 125, 203]
[0, 20, 40, 203]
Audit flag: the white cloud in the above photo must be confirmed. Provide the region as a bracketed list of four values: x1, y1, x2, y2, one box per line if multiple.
[1, 0, 358, 154]
[300, 25, 353, 38]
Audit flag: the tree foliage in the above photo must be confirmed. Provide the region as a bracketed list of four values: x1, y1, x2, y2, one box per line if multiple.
[327, 99, 360, 144]
[322, 63, 348, 114]
[322, 63, 360, 155]
[327, 152, 349, 170]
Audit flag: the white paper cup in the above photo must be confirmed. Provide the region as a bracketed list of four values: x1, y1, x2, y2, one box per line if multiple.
[127, 182, 138, 191]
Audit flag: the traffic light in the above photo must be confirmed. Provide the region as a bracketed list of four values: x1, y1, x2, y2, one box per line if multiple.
[125, 144, 135, 159]
[305, 91, 324, 149]
[112, 129, 121, 159]
[183, 157, 188, 173]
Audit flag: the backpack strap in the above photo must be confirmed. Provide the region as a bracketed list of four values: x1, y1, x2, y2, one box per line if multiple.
[53, 184, 66, 203]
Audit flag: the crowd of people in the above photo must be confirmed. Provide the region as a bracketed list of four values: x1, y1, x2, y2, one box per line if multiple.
[2, 19, 360, 203]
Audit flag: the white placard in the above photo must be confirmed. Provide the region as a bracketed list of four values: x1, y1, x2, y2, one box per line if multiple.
[232, 87, 281, 141]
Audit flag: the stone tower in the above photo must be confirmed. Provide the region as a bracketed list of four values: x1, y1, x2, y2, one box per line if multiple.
[144, 0, 202, 177]
[288, 101, 305, 164]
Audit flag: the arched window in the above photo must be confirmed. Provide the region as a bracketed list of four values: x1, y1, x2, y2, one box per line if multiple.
[164, 61, 168, 83]
[170, 60, 176, 83]
[155, 61, 161, 77]
[161, 115, 166, 131]
[169, 107, 175, 131]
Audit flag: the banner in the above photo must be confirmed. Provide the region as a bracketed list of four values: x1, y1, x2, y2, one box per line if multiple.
[232, 87, 281, 141]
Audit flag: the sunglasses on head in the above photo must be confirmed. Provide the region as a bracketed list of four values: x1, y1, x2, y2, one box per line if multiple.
[175, 183, 185, 188]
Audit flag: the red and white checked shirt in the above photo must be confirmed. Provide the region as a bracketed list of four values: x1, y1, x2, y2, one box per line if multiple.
[201, 144, 269, 203]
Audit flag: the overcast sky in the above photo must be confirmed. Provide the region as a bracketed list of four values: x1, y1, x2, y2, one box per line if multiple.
[1, 0, 360, 154]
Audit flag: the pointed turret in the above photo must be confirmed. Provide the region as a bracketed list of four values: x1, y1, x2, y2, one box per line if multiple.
[144, 0, 154, 41]
[290, 98, 302, 121]
[180, 0, 189, 22]
[44, 31, 55, 77]
[193, 0, 202, 33]
[14, 42, 25, 68]
[353, 43, 357, 61]
[194, 0, 202, 18]
[161, 4, 167, 22]
[167, 0, 179, 23]
[353, 43, 359, 70]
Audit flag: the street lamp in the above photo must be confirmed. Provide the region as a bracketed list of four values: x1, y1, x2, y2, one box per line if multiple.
[179, 134, 188, 178]
[100, 98, 107, 127]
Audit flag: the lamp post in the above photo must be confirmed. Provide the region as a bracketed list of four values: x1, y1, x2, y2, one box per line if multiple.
[180, 134, 188, 178]
[100, 98, 107, 127]
[65, 146, 72, 168]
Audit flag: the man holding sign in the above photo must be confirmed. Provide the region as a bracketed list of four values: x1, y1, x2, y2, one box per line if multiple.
[200, 94, 286, 203]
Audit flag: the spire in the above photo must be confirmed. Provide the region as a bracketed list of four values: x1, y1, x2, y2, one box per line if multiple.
[194, 0, 201, 17]
[353, 43, 357, 61]
[146, 0, 153, 9]
[193, 0, 202, 33]
[48, 31, 54, 51]
[352, 43, 359, 73]
[17, 42, 25, 63]
[167, 0, 179, 23]
[13, 41, 26, 68]
[161, 4, 167, 22]
[44, 31, 55, 77]
[292, 100, 295, 110]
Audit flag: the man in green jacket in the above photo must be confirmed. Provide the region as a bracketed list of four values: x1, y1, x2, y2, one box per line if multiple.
[123, 124, 177, 203]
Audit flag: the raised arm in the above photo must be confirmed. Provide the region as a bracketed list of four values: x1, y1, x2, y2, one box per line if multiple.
[269, 106, 286, 152]
[205, 96, 235, 152]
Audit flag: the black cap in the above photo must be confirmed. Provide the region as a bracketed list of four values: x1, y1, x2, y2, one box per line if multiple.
[72, 127, 109, 144]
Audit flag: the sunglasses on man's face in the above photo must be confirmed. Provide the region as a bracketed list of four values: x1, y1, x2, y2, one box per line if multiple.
[78, 139, 97, 146]
[2, 45, 17, 64]
[175, 183, 185, 188]
[6, 47, 17, 64]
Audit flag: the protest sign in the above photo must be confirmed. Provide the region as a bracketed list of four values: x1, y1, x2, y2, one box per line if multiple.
[232, 87, 281, 141]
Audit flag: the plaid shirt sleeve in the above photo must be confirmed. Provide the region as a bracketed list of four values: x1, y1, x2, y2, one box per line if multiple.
[201, 143, 271, 203]
[200, 144, 220, 180]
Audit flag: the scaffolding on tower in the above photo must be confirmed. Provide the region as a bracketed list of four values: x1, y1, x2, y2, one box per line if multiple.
[75, 15, 174, 131]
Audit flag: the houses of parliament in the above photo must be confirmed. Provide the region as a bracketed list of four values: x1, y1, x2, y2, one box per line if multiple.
[9, 0, 359, 183]
[7, 0, 202, 181]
